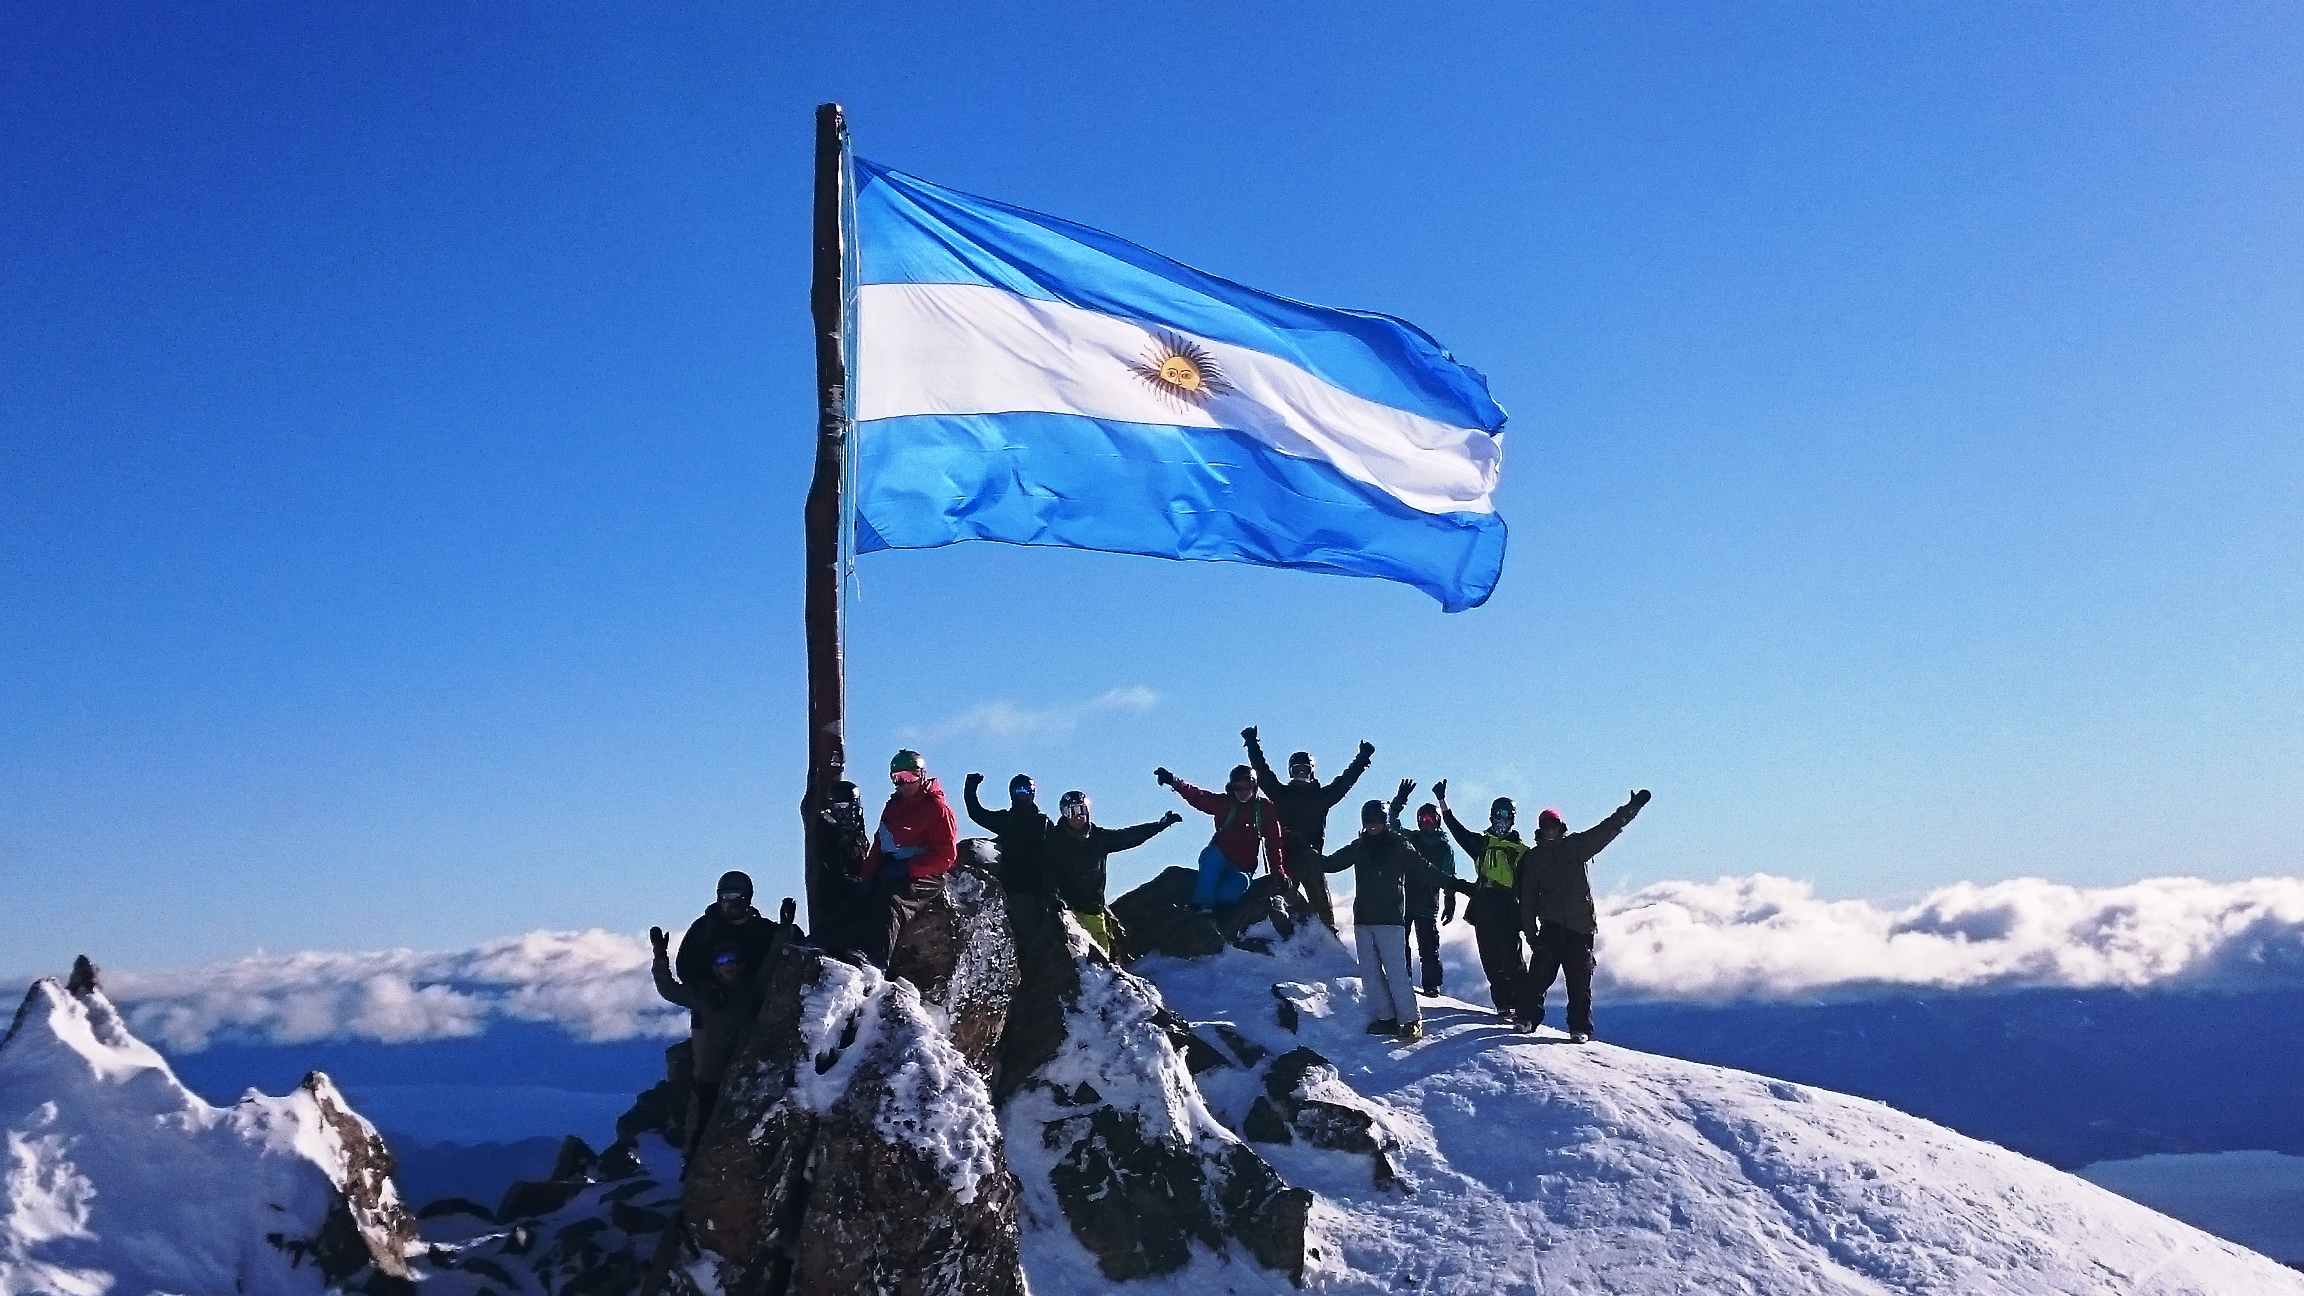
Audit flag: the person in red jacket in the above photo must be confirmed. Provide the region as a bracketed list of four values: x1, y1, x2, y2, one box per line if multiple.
[860, 748, 959, 967]
[1155, 762, 1288, 911]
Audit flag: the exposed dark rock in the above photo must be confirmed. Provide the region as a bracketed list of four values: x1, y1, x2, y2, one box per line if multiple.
[1111, 868, 1298, 961]
[596, 1139, 647, 1181]
[300, 1071, 419, 1282]
[1214, 1023, 1269, 1067]
[551, 1134, 600, 1182]
[616, 1039, 694, 1149]
[887, 862, 1019, 1074]
[66, 955, 100, 996]
[1001, 911, 1311, 1286]
[1258, 1046, 1403, 1191]
[495, 1177, 586, 1224]
[415, 1196, 494, 1222]
[1242, 1096, 1293, 1144]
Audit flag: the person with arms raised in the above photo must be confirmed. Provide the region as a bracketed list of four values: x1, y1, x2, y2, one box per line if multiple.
[1243, 726, 1374, 932]
[1046, 789, 1183, 954]
[964, 771, 1054, 901]
[1435, 781, 1534, 1028]
[1156, 762, 1289, 912]
[1388, 779, 1463, 997]
[1523, 791, 1652, 1043]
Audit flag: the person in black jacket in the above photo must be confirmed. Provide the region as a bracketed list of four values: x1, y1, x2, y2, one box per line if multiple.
[1322, 799, 1465, 1041]
[1522, 790, 1651, 1043]
[1388, 779, 1461, 996]
[675, 871, 779, 992]
[964, 772, 1054, 899]
[1243, 726, 1374, 933]
[1434, 782, 1534, 1028]
[1046, 790, 1182, 954]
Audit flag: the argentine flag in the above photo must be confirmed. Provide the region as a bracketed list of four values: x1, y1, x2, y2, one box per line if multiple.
[852, 160, 1508, 612]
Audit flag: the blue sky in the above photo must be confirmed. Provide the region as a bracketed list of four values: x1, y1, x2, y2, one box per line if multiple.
[5, 3, 2300, 974]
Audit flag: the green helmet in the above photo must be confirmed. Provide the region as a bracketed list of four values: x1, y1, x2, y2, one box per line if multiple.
[890, 749, 927, 775]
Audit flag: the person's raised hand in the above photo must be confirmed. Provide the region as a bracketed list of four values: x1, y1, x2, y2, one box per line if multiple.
[648, 926, 669, 957]
[1241, 725, 1258, 744]
[779, 898, 797, 927]
[1433, 779, 1449, 803]
[965, 772, 983, 792]
[1162, 810, 1184, 827]
[1358, 740, 1376, 760]
[1154, 766, 1175, 787]
[1631, 788, 1652, 810]
[1396, 777, 1416, 800]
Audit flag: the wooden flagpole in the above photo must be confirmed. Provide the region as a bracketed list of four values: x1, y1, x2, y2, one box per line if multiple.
[801, 102, 849, 931]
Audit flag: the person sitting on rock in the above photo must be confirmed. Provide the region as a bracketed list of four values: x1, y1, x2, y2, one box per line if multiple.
[1243, 726, 1374, 933]
[675, 871, 779, 994]
[1434, 782, 1535, 1029]
[1389, 779, 1463, 998]
[963, 771, 1054, 901]
[1522, 790, 1651, 1044]
[1156, 762, 1289, 912]
[1047, 789, 1182, 955]
[1321, 799, 1466, 1042]
[649, 929, 766, 1154]
[860, 748, 959, 969]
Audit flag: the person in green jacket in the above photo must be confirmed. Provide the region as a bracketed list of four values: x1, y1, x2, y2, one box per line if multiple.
[1321, 799, 1465, 1042]
[1522, 790, 1651, 1043]
[1388, 779, 1461, 996]
[1046, 790, 1183, 954]
[1434, 779, 1534, 1028]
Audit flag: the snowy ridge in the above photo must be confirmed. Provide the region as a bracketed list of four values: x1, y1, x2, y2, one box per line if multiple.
[0, 976, 414, 1296]
[1137, 921, 2304, 1295]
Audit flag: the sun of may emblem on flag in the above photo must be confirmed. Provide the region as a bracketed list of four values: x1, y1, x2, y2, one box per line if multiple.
[1127, 330, 1232, 408]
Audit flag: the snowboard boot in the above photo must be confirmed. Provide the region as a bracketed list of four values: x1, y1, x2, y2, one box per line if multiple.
[1570, 1031, 1592, 1045]
[1397, 1020, 1424, 1043]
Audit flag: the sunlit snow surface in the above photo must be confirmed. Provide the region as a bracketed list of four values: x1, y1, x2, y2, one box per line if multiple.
[1090, 921, 2304, 1296]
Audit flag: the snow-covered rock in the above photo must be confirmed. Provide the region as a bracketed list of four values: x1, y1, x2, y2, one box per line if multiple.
[1136, 923, 2304, 1295]
[0, 963, 417, 1296]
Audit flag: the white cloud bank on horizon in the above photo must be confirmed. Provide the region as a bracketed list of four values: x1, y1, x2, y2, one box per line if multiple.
[898, 685, 1158, 746]
[71, 873, 2304, 1052]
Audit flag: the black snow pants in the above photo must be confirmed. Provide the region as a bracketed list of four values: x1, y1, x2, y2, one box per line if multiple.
[1410, 910, 1443, 994]
[1526, 925, 1597, 1035]
[1469, 888, 1527, 1019]
[1294, 848, 1337, 930]
[866, 876, 947, 969]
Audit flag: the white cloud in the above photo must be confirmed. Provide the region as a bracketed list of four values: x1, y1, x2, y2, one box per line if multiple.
[1432, 873, 2304, 1006]
[83, 873, 2304, 1053]
[104, 929, 674, 1053]
[900, 686, 1158, 746]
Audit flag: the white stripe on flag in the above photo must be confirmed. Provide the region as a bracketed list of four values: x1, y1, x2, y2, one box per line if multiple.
[856, 282, 1502, 518]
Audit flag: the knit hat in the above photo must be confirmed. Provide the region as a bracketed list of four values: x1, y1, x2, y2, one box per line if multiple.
[1537, 808, 1565, 829]
[890, 749, 926, 775]
[1361, 799, 1386, 825]
[717, 870, 754, 899]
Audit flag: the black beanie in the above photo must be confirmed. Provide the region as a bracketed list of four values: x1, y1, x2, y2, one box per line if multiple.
[717, 870, 754, 899]
[1229, 764, 1256, 787]
[1360, 798, 1386, 825]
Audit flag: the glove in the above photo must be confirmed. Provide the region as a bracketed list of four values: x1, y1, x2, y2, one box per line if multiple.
[965, 772, 983, 792]
[1630, 788, 1652, 812]
[1358, 740, 1375, 760]
[1396, 777, 1415, 800]
[1241, 725, 1257, 744]
[1433, 779, 1448, 803]
[1161, 810, 1184, 827]
[779, 898, 797, 927]
[1154, 767, 1175, 787]
[648, 926, 669, 957]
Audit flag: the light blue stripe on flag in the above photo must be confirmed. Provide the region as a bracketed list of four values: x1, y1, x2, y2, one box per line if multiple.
[852, 158, 1510, 611]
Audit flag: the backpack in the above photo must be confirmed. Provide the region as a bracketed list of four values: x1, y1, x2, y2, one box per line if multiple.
[1476, 833, 1526, 889]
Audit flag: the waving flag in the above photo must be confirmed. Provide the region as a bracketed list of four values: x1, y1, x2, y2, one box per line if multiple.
[850, 159, 1508, 611]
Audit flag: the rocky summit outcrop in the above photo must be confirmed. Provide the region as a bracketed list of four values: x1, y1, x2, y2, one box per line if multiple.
[0, 960, 417, 1296]
[661, 864, 1026, 1296]
[1110, 866, 1299, 960]
[998, 905, 1312, 1286]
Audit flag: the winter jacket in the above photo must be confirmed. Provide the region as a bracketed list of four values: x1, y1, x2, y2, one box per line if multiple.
[1519, 796, 1644, 935]
[1046, 817, 1175, 914]
[1172, 779, 1288, 878]
[1440, 807, 1527, 894]
[1246, 734, 1371, 862]
[675, 904, 779, 992]
[862, 780, 959, 882]
[652, 955, 764, 1086]
[1321, 827, 1453, 928]
[964, 782, 1055, 896]
[1388, 786, 1461, 918]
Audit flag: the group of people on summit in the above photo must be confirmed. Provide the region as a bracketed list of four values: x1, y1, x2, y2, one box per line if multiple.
[647, 724, 1650, 1143]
